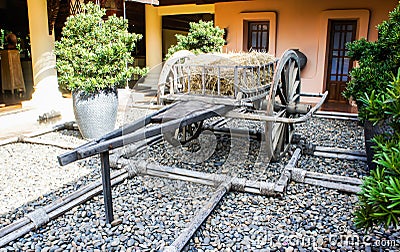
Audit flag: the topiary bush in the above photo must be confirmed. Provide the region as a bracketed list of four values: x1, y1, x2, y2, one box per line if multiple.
[165, 20, 225, 59]
[55, 3, 147, 94]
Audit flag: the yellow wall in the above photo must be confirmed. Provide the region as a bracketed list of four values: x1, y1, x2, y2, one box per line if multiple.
[145, 5, 162, 68]
[214, 0, 398, 93]
[26, 0, 62, 109]
[145, 4, 214, 68]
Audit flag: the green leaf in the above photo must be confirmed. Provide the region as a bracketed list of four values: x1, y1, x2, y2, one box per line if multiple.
[55, 2, 146, 93]
[165, 20, 225, 59]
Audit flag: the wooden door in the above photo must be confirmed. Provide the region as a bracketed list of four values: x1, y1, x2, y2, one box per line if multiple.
[326, 20, 357, 103]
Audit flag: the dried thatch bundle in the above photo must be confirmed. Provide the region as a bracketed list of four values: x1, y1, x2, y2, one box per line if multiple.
[179, 51, 275, 96]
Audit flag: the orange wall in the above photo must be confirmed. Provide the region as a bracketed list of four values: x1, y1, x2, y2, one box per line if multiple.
[215, 0, 398, 94]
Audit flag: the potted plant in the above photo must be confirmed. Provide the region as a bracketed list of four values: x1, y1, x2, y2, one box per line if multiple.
[54, 3, 146, 139]
[343, 3, 400, 170]
[354, 69, 400, 231]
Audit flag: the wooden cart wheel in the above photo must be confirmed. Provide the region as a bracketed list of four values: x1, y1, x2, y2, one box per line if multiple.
[265, 50, 301, 161]
[157, 50, 195, 106]
[164, 120, 204, 146]
[158, 50, 203, 145]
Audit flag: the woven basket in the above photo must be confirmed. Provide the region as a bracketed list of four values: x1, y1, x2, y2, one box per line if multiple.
[73, 89, 118, 139]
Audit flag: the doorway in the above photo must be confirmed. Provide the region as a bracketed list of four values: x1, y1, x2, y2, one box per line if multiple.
[0, 0, 32, 107]
[325, 20, 357, 103]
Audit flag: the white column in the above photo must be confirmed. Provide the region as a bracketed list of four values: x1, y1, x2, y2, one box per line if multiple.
[25, 0, 63, 110]
[145, 4, 162, 68]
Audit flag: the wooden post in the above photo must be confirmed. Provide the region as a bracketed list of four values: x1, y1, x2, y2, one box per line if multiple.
[100, 151, 114, 223]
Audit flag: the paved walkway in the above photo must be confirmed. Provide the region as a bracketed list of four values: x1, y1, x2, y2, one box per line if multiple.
[0, 99, 75, 140]
[0, 89, 147, 140]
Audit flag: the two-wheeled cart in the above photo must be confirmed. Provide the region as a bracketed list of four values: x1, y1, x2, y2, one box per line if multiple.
[58, 49, 328, 225]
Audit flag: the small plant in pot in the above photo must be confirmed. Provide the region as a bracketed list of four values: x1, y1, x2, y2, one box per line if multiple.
[343, 3, 400, 170]
[55, 3, 146, 139]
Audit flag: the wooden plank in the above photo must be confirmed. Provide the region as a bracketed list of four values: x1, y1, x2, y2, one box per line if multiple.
[315, 110, 358, 118]
[313, 151, 367, 161]
[23, 123, 67, 138]
[0, 170, 127, 247]
[100, 151, 114, 223]
[305, 171, 362, 185]
[315, 146, 366, 157]
[286, 148, 302, 168]
[57, 103, 177, 166]
[73, 104, 231, 161]
[303, 178, 360, 194]
[164, 181, 231, 252]
[110, 101, 178, 137]
[151, 100, 217, 122]
[146, 163, 218, 182]
[204, 126, 262, 140]
[145, 170, 216, 187]
[313, 114, 359, 121]
[0, 137, 19, 146]
[276, 171, 290, 187]
[127, 103, 163, 110]
[120, 160, 282, 195]
[19, 137, 76, 150]
[162, 94, 239, 106]
[225, 91, 328, 123]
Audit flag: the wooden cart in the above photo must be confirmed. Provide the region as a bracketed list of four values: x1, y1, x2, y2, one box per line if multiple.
[58, 49, 327, 223]
[156, 49, 328, 161]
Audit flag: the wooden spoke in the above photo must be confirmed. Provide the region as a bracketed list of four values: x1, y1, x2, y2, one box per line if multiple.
[276, 86, 287, 105]
[272, 122, 285, 150]
[288, 60, 295, 93]
[164, 121, 204, 146]
[158, 50, 195, 105]
[291, 94, 300, 103]
[264, 50, 302, 161]
[291, 80, 301, 102]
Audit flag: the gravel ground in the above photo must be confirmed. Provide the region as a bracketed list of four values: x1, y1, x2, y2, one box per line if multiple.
[0, 143, 92, 214]
[185, 184, 400, 251]
[0, 106, 150, 215]
[296, 118, 365, 149]
[1, 111, 399, 251]
[2, 176, 214, 251]
[32, 129, 87, 147]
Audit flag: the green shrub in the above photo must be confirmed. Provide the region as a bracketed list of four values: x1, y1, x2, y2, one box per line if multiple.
[343, 4, 400, 120]
[350, 4, 400, 230]
[165, 20, 225, 59]
[355, 166, 400, 230]
[354, 70, 400, 230]
[360, 70, 400, 132]
[55, 3, 147, 94]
